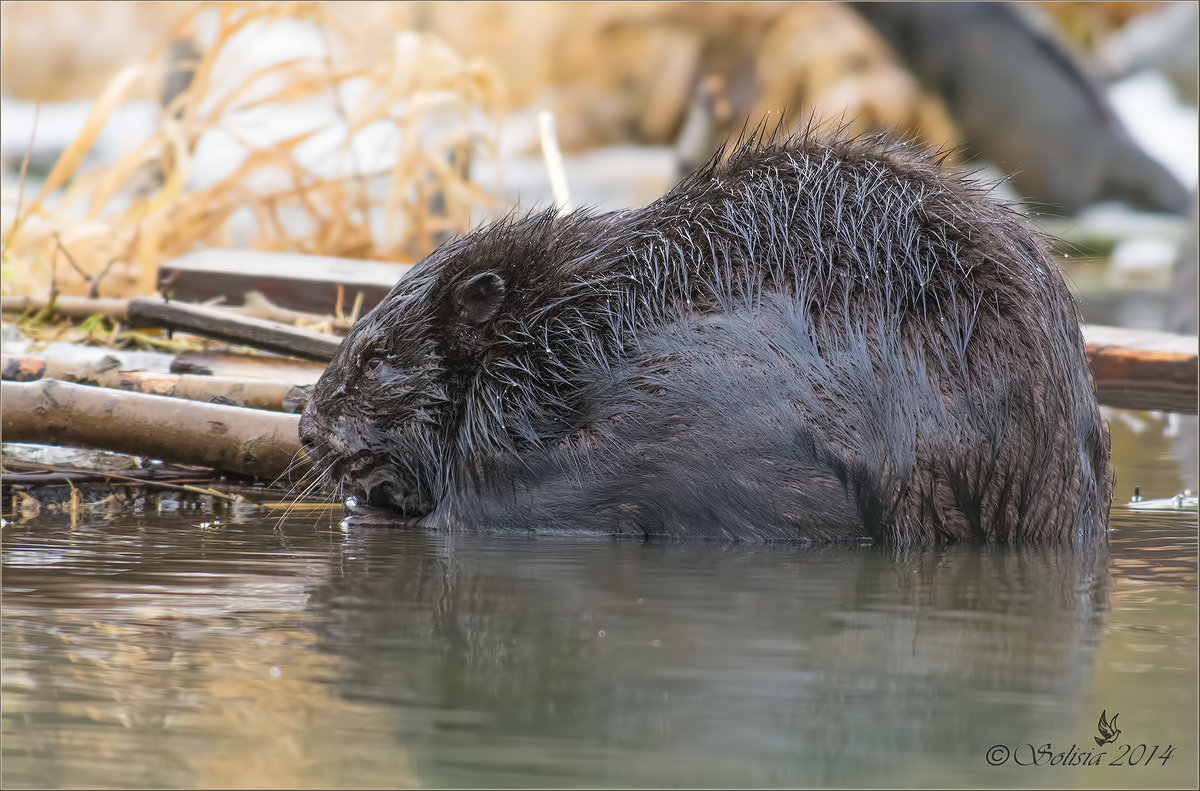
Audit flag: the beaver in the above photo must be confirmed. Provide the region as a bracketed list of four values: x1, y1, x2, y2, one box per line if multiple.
[298, 130, 1114, 545]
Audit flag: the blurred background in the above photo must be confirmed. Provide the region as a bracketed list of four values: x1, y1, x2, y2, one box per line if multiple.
[1, 0, 1196, 331]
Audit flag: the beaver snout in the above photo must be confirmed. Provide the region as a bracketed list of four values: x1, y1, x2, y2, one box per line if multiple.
[297, 407, 360, 482]
[299, 393, 437, 520]
[297, 407, 347, 471]
[297, 409, 317, 454]
[299, 407, 370, 459]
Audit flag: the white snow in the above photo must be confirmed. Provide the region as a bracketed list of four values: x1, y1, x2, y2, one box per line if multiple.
[1107, 69, 1199, 190]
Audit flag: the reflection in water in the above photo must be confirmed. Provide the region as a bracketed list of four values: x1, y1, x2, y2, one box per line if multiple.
[1106, 409, 1197, 500]
[306, 533, 1113, 786]
[2, 494, 1195, 787]
[1, 518, 418, 789]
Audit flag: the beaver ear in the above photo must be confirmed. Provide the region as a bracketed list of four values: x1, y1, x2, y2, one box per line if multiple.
[454, 272, 506, 326]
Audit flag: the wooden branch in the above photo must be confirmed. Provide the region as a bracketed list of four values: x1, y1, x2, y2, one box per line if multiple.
[170, 350, 327, 384]
[1, 379, 308, 481]
[1, 295, 130, 320]
[538, 111, 574, 216]
[1084, 325, 1197, 414]
[127, 297, 344, 361]
[2, 291, 354, 331]
[2, 354, 301, 412]
[0, 459, 314, 501]
[2, 468, 236, 498]
[0, 341, 177, 374]
[241, 290, 355, 331]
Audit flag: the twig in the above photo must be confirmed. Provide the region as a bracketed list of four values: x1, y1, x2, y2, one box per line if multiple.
[53, 233, 90, 280]
[1, 469, 239, 500]
[260, 502, 342, 510]
[538, 110, 574, 216]
[2, 100, 40, 259]
[91, 258, 120, 298]
[2, 295, 130, 320]
[53, 233, 114, 299]
[241, 291, 353, 331]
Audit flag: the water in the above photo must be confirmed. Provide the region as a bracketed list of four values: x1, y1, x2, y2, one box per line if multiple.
[3, 414, 1196, 788]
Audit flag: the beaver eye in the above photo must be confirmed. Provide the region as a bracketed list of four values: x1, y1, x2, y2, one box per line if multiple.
[357, 352, 385, 378]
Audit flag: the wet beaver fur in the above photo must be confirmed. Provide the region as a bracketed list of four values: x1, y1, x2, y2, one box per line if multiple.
[299, 131, 1114, 545]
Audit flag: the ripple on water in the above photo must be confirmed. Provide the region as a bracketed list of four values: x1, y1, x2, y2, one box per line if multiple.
[2, 497, 1197, 788]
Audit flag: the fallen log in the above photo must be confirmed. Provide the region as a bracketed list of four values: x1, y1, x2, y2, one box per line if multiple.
[1, 379, 307, 481]
[1, 353, 300, 411]
[1084, 325, 1198, 414]
[0, 340, 177, 374]
[127, 297, 344, 361]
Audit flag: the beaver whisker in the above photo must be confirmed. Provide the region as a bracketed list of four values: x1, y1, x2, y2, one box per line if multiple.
[273, 458, 339, 529]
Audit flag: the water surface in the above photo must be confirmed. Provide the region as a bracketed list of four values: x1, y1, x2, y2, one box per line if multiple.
[2, 415, 1197, 788]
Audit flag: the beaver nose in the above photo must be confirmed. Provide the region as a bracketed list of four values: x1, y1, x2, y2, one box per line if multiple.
[303, 413, 372, 458]
[298, 410, 317, 450]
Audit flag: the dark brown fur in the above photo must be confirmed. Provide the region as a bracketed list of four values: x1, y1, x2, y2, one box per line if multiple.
[299, 130, 1114, 545]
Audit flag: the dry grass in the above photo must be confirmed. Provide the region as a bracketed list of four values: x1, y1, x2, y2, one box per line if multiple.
[1038, 1, 1162, 50]
[0, 1, 194, 101]
[0, 2, 971, 309]
[2, 1, 504, 300]
[395, 2, 961, 153]
[5, 1, 1134, 306]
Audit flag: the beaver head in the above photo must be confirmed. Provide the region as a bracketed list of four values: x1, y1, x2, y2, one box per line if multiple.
[298, 209, 625, 519]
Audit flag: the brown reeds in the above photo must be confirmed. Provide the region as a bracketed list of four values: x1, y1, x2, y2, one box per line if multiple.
[1, 1, 504, 302]
[12, 0, 1102, 310]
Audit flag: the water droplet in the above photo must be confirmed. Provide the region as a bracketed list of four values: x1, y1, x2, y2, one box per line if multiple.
[269, 666, 282, 679]
[651, 639, 662, 647]
[597, 630, 606, 638]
